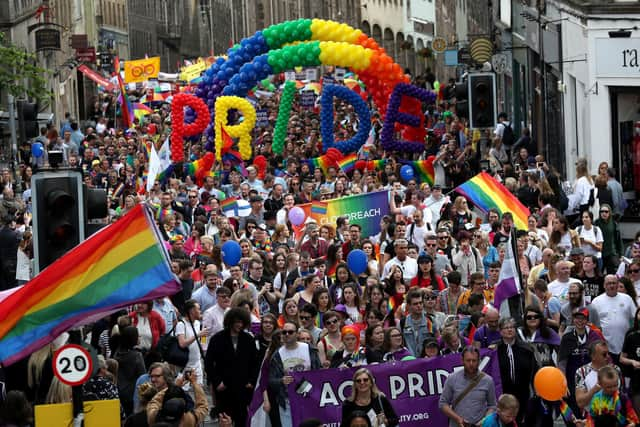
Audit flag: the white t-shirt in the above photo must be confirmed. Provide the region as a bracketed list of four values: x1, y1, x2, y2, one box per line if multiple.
[574, 176, 594, 207]
[279, 342, 312, 374]
[548, 278, 581, 304]
[137, 316, 153, 351]
[591, 293, 636, 354]
[405, 222, 431, 252]
[399, 205, 433, 229]
[382, 256, 418, 282]
[176, 320, 203, 383]
[578, 225, 604, 257]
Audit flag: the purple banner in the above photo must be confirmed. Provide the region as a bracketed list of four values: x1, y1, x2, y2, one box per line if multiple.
[287, 350, 502, 427]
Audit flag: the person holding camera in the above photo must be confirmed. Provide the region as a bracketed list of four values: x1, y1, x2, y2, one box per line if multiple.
[146, 366, 209, 427]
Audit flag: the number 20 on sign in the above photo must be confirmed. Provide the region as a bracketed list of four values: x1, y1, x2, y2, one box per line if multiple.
[52, 344, 93, 386]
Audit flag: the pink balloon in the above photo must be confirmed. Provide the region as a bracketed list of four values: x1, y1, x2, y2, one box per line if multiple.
[288, 207, 306, 226]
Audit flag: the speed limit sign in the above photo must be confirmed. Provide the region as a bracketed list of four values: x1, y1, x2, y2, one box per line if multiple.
[52, 344, 93, 386]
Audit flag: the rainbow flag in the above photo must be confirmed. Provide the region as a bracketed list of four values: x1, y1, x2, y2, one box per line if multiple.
[0, 205, 180, 365]
[184, 152, 214, 177]
[338, 153, 357, 174]
[366, 159, 386, 171]
[220, 197, 238, 214]
[311, 201, 328, 215]
[310, 155, 333, 174]
[455, 172, 530, 230]
[559, 400, 575, 423]
[411, 157, 435, 185]
[114, 56, 133, 128]
[133, 102, 153, 122]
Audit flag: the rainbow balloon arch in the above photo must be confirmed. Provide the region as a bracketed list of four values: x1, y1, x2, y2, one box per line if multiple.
[170, 19, 437, 163]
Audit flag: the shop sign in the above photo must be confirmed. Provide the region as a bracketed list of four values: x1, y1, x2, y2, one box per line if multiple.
[595, 38, 640, 78]
[35, 29, 61, 51]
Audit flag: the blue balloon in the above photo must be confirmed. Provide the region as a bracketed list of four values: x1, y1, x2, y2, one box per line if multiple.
[32, 142, 44, 158]
[221, 240, 242, 266]
[347, 249, 368, 276]
[400, 165, 415, 181]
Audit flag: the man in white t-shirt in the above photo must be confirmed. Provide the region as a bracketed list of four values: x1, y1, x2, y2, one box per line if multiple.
[591, 275, 636, 358]
[202, 286, 232, 338]
[547, 260, 582, 304]
[269, 321, 321, 427]
[389, 189, 434, 228]
[382, 239, 419, 281]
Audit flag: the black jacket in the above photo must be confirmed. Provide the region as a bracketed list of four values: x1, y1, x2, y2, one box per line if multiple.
[205, 329, 260, 396]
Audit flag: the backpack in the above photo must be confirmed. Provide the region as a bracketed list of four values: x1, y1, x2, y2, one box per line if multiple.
[501, 122, 515, 146]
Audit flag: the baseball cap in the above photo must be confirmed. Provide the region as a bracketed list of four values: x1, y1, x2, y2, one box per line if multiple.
[249, 195, 263, 203]
[569, 247, 585, 256]
[572, 307, 589, 318]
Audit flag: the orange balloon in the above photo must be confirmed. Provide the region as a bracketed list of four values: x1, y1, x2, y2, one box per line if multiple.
[534, 367, 567, 401]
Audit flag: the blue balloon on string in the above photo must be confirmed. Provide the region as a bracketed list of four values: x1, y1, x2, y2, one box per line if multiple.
[32, 142, 44, 158]
[400, 165, 415, 181]
[347, 249, 368, 276]
[221, 241, 242, 266]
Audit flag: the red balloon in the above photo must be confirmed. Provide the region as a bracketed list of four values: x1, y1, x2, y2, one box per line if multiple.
[170, 93, 209, 162]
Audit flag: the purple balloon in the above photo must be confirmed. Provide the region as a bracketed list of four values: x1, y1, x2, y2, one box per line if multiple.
[288, 207, 306, 226]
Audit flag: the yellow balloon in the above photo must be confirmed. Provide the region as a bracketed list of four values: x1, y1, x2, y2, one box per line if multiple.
[214, 96, 257, 161]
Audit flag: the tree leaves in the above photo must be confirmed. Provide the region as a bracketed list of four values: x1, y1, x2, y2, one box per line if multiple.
[0, 33, 53, 102]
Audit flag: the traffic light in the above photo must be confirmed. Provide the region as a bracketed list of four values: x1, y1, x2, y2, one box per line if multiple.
[468, 73, 497, 129]
[85, 186, 108, 237]
[17, 101, 39, 142]
[32, 170, 85, 273]
[454, 81, 469, 119]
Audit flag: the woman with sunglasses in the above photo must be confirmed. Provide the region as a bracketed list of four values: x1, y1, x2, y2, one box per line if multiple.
[341, 368, 399, 427]
[318, 310, 344, 368]
[517, 305, 560, 367]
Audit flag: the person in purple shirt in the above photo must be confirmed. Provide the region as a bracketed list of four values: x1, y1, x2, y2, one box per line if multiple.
[473, 308, 501, 349]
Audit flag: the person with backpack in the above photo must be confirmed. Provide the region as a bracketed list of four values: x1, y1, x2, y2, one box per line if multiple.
[494, 112, 515, 160]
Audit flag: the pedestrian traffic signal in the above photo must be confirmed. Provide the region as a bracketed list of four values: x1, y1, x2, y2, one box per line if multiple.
[454, 81, 469, 119]
[17, 101, 39, 142]
[468, 73, 497, 129]
[32, 170, 85, 273]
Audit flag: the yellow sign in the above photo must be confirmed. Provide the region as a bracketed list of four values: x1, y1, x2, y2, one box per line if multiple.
[432, 37, 447, 53]
[124, 57, 161, 83]
[35, 399, 120, 426]
[470, 38, 493, 64]
[180, 60, 207, 82]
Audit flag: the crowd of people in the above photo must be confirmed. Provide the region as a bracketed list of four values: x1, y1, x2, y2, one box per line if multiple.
[0, 70, 638, 427]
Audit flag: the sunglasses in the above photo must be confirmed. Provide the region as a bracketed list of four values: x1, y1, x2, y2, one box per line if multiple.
[438, 236, 448, 240]
[424, 295, 437, 301]
[525, 315, 541, 320]
[300, 315, 312, 321]
[282, 330, 297, 335]
[355, 378, 370, 384]
[631, 269, 640, 273]
[600, 210, 610, 213]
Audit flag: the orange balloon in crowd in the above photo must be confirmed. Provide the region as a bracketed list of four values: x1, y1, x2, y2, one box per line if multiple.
[533, 366, 567, 401]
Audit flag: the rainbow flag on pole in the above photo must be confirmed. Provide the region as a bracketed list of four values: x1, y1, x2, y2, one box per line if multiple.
[0, 205, 180, 365]
[455, 172, 530, 230]
[337, 153, 357, 174]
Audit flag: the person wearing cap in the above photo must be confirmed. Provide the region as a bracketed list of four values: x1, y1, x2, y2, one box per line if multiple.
[251, 223, 272, 254]
[421, 337, 440, 359]
[558, 307, 605, 415]
[559, 282, 601, 334]
[382, 239, 418, 282]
